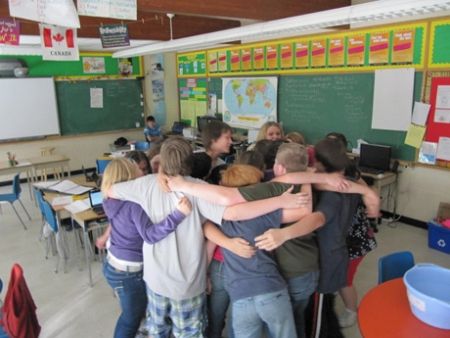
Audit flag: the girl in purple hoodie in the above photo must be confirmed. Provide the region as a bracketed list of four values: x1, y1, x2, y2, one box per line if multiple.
[100, 158, 191, 338]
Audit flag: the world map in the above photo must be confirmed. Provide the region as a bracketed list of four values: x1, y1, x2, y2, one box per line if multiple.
[222, 77, 277, 128]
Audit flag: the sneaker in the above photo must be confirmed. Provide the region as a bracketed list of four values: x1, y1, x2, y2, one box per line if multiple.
[338, 308, 357, 328]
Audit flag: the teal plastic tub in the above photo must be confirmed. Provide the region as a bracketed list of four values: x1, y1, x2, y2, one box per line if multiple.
[403, 264, 450, 330]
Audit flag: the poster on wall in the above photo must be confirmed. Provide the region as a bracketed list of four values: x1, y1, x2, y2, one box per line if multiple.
[151, 54, 166, 126]
[40, 23, 79, 61]
[266, 45, 278, 70]
[392, 29, 414, 64]
[253, 47, 265, 70]
[230, 50, 240, 72]
[295, 41, 309, 68]
[218, 51, 228, 72]
[82, 57, 105, 73]
[207, 51, 218, 73]
[179, 78, 207, 127]
[9, 0, 79, 28]
[280, 43, 293, 69]
[77, 0, 137, 20]
[347, 35, 365, 66]
[369, 31, 389, 64]
[0, 18, 20, 45]
[328, 37, 345, 67]
[241, 48, 252, 71]
[311, 39, 326, 67]
[222, 77, 277, 129]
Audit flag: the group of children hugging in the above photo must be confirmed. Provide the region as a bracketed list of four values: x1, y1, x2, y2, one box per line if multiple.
[96, 119, 379, 338]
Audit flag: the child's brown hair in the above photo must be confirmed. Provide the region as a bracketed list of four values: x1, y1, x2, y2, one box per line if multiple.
[220, 164, 263, 188]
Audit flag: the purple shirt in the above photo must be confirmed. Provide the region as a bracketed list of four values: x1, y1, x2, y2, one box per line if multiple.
[103, 198, 185, 263]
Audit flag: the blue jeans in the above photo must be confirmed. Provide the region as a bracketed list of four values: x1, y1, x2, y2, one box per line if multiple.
[287, 271, 319, 338]
[232, 288, 296, 338]
[207, 259, 233, 338]
[103, 261, 147, 338]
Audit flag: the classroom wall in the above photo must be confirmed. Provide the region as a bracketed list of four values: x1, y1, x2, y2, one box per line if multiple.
[396, 165, 450, 222]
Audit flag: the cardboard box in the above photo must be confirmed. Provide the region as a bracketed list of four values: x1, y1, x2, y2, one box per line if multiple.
[428, 222, 450, 254]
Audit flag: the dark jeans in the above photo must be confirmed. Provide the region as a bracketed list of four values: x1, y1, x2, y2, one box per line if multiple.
[103, 261, 147, 338]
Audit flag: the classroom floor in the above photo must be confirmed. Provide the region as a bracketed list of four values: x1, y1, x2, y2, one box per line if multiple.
[0, 180, 449, 338]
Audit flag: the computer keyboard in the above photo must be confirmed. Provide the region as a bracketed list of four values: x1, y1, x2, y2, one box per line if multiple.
[359, 166, 384, 175]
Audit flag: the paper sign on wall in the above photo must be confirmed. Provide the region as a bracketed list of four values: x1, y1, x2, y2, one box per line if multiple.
[405, 124, 426, 148]
[9, 0, 79, 28]
[0, 18, 20, 45]
[418, 141, 437, 165]
[77, 0, 137, 20]
[90, 88, 103, 108]
[411, 102, 430, 126]
[436, 137, 450, 161]
[40, 24, 79, 61]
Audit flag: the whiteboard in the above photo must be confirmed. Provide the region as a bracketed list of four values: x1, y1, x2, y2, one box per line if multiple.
[0, 78, 60, 140]
[371, 68, 415, 131]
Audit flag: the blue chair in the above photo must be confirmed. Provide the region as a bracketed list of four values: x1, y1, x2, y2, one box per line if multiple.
[0, 174, 31, 230]
[96, 159, 111, 175]
[135, 141, 150, 151]
[378, 251, 415, 284]
[41, 200, 69, 273]
[34, 188, 46, 238]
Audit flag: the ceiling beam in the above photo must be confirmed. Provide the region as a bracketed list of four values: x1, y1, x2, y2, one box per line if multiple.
[137, 0, 351, 21]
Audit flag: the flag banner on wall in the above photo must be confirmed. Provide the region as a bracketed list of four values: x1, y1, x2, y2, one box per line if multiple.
[99, 24, 130, 48]
[40, 24, 79, 61]
[9, 0, 80, 28]
[0, 18, 20, 45]
[77, 0, 137, 20]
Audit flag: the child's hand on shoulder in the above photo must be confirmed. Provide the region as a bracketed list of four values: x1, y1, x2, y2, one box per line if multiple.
[280, 186, 305, 208]
[177, 196, 192, 216]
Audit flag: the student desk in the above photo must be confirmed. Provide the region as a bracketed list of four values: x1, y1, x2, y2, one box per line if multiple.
[43, 177, 106, 287]
[361, 171, 398, 218]
[358, 278, 449, 338]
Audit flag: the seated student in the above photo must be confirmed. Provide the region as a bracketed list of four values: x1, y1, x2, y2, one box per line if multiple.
[204, 164, 311, 338]
[126, 150, 151, 175]
[247, 121, 284, 150]
[99, 158, 191, 338]
[201, 120, 233, 169]
[144, 116, 162, 143]
[107, 137, 305, 338]
[256, 121, 284, 142]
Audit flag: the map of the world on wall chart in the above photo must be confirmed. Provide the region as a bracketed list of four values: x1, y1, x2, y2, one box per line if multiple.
[222, 77, 278, 129]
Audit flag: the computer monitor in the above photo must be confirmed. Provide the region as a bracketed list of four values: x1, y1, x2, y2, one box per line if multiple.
[359, 143, 392, 171]
[89, 190, 103, 208]
[197, 115, 221, 133]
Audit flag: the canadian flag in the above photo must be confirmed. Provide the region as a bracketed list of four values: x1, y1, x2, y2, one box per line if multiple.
[39, 24, 79, 61]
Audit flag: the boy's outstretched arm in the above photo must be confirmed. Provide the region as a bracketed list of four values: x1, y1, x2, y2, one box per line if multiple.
[167, 175, 245, 205]
[222, 187, 304, 221]
[254, 211, 326, 251]
[272, 171, 350, 191]
[203, 221, 255, 259]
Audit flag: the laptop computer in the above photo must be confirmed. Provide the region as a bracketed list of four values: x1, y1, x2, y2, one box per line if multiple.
[88, 189, 105, 215]
[359, 143, 392, 174]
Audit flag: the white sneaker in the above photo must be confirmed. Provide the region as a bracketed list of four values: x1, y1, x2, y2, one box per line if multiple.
[338, 308, 357, 328]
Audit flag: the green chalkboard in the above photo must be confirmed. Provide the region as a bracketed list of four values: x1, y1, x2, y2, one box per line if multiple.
[279, 73, 422, 161]
[56, 79, 144, 135]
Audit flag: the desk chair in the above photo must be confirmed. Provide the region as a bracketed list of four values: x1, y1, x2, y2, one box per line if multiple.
[378, 251, 415, 284]
[135, 141, 150, 151]
[0, 174, 31, 230]
[41, 200, 69, 273]
[96, 159, 111, 175]
[38, 147, 63, 181]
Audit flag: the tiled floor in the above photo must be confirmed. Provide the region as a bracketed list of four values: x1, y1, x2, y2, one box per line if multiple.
[0, 181, 449, 338]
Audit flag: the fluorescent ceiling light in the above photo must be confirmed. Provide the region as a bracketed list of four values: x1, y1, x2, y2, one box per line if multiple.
[113, 0, 450, 58]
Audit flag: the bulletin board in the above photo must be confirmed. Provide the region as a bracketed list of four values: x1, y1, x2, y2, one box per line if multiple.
[424, 75, 450, 168]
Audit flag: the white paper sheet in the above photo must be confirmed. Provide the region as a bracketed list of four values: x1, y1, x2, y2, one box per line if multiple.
[436, 85, 450, 109]
[437, 137, 450, 161]
[418, 142, 437, 165]
[9, 0, 80, 28]
[372, 68, 415, 131]
[411, 102, 431, 126]
[51, 195, 73, 206]
[77, 0, 137, 20]
[90, 88, 104, 108]
[48, 180, 93, 195]
[64, 199, 91, 214]
[33, 180, 60, 189]
[434, 109, 450, 124]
